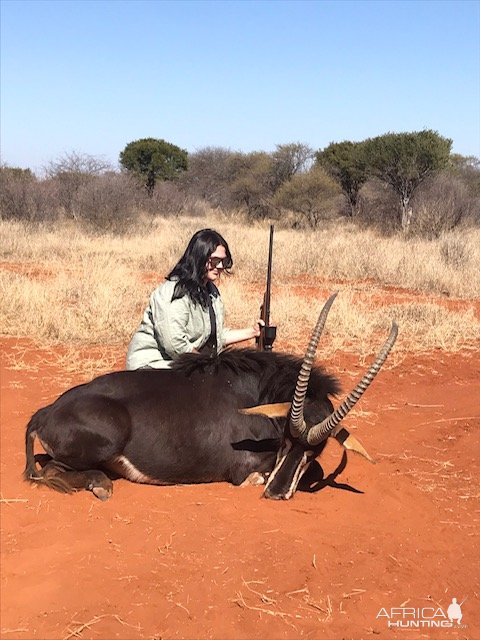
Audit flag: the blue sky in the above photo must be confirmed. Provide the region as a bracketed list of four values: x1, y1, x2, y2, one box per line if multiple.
[1, 0, 479, 173]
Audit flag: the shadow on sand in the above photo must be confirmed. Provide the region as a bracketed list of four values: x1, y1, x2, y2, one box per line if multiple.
[298, 451, 364, 494]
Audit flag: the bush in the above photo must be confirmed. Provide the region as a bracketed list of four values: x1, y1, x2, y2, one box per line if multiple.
[74, 172, 144, 233]
[355, 179, 401, 234]
[0, 167, 58, 222]
[146, 181, 188, 216]
[439, 233, 472, 270]
[273, 166, 341, 228]
[410, 172, 478, 238]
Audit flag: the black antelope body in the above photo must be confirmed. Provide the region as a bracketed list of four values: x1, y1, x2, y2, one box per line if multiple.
[24, 294, 398, 500]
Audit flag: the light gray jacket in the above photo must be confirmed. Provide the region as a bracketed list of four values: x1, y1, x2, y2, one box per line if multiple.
[126, 279, 228, 370]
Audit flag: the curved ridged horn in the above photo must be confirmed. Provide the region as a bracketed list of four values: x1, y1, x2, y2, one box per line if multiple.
[306, 321, 398, 446]
[289, 292, 338, 439]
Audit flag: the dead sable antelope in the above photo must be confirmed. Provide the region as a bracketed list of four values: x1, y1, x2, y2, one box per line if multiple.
[24, 293, 398, 500]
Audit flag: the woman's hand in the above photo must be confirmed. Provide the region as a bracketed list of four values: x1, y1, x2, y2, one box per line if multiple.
[223, 319, 266, 346]
[253, 318, 265, 338]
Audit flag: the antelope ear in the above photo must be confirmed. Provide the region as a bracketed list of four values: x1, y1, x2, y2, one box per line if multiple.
[333, 427, 375, 464]
[239, 402, 291, 418]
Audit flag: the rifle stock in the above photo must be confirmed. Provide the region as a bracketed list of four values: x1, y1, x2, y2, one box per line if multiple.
[256, 225, 277, 351]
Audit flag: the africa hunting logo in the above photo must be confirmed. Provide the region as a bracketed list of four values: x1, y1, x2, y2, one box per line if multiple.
[376, 597, 467, 629]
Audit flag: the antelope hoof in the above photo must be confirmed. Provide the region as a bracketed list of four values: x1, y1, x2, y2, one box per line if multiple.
[91, 485, 112, 501]
[241, 472, 267, 487]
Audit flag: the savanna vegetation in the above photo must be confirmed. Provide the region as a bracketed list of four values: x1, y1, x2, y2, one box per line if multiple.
[1, 216, 479, 372]
[1, 131, 479, 372]
[1, 131, 478, 236]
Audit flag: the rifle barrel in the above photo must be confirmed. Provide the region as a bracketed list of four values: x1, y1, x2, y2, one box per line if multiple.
[264, 224, 274, 326]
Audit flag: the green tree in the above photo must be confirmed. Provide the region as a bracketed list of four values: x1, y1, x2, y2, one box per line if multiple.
[364, 130, 452, 233]
[315, 141, 368, 217]
[226, 151, 276, 218]
[274, 165, 341, 228]
[119, 138, 188, 195]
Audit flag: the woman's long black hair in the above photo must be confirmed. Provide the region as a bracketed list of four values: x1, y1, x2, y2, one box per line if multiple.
[167, 229, 233, 307]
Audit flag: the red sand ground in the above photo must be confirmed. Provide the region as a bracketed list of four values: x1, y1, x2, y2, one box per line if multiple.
[1, 329, 479, 640]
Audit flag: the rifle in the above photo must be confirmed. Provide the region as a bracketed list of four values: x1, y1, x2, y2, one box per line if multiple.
[256, 224, 277, 352]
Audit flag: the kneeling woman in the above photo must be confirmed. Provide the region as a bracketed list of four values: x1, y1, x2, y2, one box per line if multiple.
[126, 228, 262, 369]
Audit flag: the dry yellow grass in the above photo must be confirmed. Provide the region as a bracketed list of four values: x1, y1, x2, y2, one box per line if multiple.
[1, 216, 479, 362]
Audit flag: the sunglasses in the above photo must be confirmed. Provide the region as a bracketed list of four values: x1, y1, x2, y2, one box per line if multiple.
[207, 256, 229, 269]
